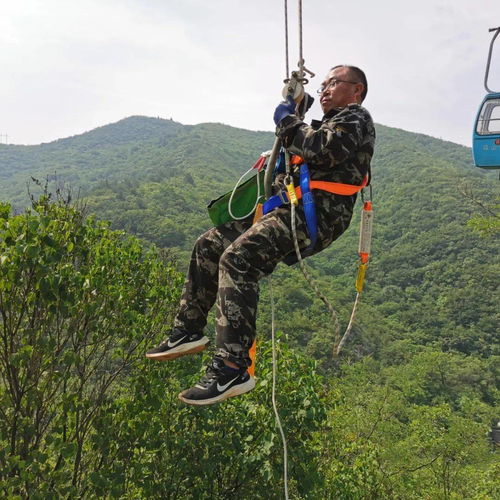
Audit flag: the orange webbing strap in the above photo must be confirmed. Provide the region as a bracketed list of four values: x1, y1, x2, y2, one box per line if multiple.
[248, 339, 256, 377]
[294, 175, 368, 199]
[253, 203, 263, 224]
[290, 154, 368, 196]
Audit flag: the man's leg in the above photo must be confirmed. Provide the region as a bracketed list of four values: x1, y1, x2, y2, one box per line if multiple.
[146, 217, 253, 360]
[177, 206, 312, 404]
[214, 207, 310, 367]
[174, 218, 254, 332]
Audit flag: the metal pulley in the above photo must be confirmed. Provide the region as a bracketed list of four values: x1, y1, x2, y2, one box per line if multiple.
[281, 71, 306, 101]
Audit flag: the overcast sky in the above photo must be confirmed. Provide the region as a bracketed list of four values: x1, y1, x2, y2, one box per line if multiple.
[1, 0, 499, 146]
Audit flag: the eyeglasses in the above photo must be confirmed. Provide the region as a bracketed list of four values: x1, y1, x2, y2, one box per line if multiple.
[317, 79, 359, 94]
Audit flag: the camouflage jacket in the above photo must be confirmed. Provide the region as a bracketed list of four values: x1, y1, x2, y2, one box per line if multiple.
[276, 104, 375, 189]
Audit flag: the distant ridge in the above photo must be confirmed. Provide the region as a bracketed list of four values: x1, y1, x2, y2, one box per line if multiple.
[51, 116, 185, 148]
[0, 115, 273, 209]
[0, 114, 494, 213]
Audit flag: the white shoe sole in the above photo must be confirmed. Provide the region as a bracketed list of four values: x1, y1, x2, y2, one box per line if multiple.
[178, 377, 256, 406]
[145, 337, 209, 360]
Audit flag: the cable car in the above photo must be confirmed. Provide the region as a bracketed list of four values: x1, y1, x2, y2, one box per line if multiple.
[472, 27, 500, 169]
[473, 92, 500, 168]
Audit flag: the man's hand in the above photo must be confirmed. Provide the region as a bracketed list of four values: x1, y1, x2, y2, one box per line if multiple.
[273, 93, 315, 125]
[297, 93, 314, 116]
[273, 95, 296, 125]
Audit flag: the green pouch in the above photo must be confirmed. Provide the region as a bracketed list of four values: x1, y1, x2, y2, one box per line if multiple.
[207, 170, 265, 226]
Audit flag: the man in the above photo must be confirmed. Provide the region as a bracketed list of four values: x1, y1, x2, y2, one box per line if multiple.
[146, 65, 375, 406]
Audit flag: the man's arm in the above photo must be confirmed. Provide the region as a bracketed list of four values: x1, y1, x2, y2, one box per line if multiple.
[276, 107, 369, 167]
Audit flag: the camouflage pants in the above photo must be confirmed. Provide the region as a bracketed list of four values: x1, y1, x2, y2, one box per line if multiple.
[174, 191, 354, 367]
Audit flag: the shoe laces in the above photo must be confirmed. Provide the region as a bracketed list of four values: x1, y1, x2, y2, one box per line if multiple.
[198, 360, 226, 388]
[159, 328, 183, 345]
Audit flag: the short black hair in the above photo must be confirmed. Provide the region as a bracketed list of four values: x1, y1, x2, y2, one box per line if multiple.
[331, 65, 368, 102]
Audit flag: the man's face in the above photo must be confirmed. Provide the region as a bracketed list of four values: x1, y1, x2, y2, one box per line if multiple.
[319, 67, 363, 113]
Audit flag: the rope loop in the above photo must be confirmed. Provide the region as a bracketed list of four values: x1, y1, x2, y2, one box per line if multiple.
[227, 167, 262, 221]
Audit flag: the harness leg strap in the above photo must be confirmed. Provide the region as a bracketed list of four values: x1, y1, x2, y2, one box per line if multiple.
[299, 163, 318, 250]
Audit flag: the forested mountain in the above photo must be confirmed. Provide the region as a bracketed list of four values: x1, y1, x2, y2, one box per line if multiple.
[0, 116, 498, 498]
[1, 116, 497, 359]
[1, 116, 273, 248]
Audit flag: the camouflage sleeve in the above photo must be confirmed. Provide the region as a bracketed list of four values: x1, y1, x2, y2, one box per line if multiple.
[276, 107, 368, 166]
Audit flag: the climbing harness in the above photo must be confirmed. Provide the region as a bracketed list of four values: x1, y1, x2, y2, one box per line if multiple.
[472, 26, 500, 170]
[263, 154, 369, 253]
[269, 148, 373, 356]
[298, 163, 318, 250]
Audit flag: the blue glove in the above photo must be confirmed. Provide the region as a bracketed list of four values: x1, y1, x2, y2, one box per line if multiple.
[273, 95, 296, 125]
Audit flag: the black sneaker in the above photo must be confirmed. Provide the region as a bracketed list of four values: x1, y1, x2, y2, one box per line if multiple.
[178, 359, 255, 406]
[145, 329, 209, 360]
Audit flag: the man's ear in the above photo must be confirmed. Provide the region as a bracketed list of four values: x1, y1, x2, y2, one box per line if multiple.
[354, 83, 364, 102]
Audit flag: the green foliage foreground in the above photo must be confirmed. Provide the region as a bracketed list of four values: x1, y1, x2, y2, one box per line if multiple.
[0, 199, 498, 499]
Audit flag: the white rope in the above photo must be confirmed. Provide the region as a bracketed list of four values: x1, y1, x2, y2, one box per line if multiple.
[298, 0, 304, 79]
[269, 276, 289, 500]
[227, 167, 262, 221]
[336, 291, 361, 355]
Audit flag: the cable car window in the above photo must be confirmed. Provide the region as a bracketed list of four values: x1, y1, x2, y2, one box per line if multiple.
[476, 98, 500, 135]
[487, 105, 500, 133]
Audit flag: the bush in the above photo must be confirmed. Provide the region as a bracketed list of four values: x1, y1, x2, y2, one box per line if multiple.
[0, 196, 182, 497]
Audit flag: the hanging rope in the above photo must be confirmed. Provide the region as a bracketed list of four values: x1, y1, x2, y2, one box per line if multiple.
[298, 0, 304, 79]
[278, 1, 365, 357]
[336, 292, 361, 354]
[269, 277, 289, 499]
[265, 0, 373, 494]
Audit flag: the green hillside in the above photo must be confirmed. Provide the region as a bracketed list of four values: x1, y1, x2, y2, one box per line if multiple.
[0, 116, 498, 358]
[0, 116, 270, 210]
[0, 117, 499, 498]
[0, 116, 498, 360]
